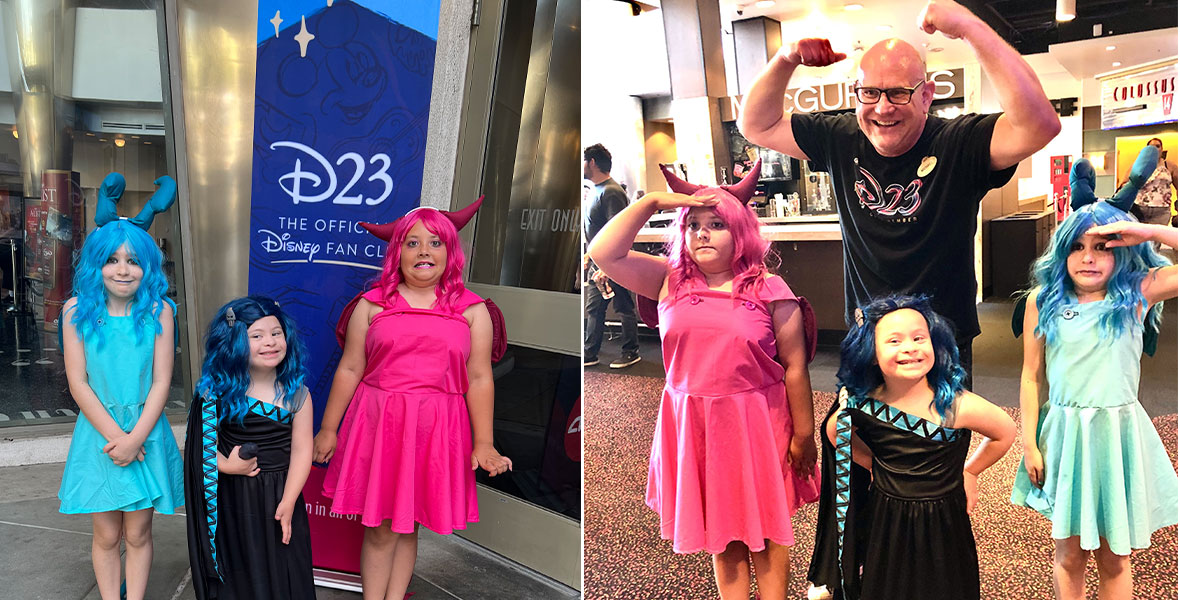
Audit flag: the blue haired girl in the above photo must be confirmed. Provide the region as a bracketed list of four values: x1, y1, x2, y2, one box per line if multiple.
[57, 173, 183, 600]
[184, 296, 316, 600]
[1011, 150, 1178, 599]
[807, 295, 1015, 600]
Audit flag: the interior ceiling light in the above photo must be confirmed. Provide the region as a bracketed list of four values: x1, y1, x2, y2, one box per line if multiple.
[114, 138, 126, 148]
[844, 2, 864, 10]
[755, 0, 775, 8]
[1056, 0, 1076, 22]
[1112, 61, 1122, 67]
[876, 24, 892, 32]
[1105, 45, 1116, 51]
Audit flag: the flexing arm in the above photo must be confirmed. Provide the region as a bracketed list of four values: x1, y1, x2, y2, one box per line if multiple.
[61, 299, 135, 462]
[918, 1, 1060, 170]
[956, 391, 1017, 513]
[587, 193, 715, 299]
[276, 396, 314, 543]
[738, 39, 846, 161]
[466, 302, 511, 476]
[772, 298, 817, 478]
[311, 299, 373, 463]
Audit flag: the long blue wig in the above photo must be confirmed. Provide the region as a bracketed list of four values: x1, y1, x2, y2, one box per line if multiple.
[837, 295, 966, 420]
[194, 296, 307, 425]
[1031, 201, 1169, 346]
[70, 220, 169, 347]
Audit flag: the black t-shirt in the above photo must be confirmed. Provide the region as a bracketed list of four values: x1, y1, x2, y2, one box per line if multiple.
[584, 177, 629, 243]
[792, 112, 1016, 341]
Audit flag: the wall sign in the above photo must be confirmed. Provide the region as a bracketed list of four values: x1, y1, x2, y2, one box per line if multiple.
[248, 0, 441, 576]
[1101, 61, 1177, 130]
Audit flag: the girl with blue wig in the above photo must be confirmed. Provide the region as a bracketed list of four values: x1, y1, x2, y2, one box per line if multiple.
[807, 295, 1015, 600]
[184, 296, 316, 599]
[1011, 195, 1177, 599]
[57, 173, 183, 600]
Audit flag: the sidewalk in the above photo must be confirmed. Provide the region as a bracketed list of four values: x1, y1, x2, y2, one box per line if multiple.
[0, 462, 578, 600]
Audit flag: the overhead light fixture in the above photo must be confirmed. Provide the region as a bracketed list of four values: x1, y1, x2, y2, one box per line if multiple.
[1105, 45, 1116, 51]
[755, 0, 774, 8]
[1056, 0, 1076, 22]
[1112, 61, 1122, 67]
[876, 24, 892, 32]
[844, 2, 864, 10]
[10, 127, 16, 139]
[114, 138, 126, 148]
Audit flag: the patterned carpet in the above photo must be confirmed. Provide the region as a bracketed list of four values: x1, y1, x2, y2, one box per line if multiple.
[584, 372, 1179, 599]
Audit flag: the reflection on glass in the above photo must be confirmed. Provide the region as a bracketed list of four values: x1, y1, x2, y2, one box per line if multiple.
[0, 0, 184, 428]
[476, 345, 581, 520]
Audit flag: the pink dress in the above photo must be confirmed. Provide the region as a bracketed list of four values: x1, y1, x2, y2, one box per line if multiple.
[647, 275, 820, 554]
[323, 288, 482, 534]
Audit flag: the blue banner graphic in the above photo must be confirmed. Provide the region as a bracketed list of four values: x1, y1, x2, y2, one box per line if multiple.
[248, 0, 439, 416]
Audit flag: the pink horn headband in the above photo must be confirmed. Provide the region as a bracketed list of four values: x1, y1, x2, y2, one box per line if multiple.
[360, 195, 485, 242]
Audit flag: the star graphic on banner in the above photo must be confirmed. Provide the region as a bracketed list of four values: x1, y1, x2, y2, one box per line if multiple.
[269, 10, 282, 38]
[294, 15, 315, 58]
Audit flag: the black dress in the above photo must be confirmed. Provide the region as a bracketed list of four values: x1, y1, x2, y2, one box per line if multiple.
[808, 391, 978, 600]
[185, 392, 316, 600]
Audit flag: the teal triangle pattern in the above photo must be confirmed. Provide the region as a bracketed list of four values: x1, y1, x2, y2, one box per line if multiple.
[200, 394, 223, 580]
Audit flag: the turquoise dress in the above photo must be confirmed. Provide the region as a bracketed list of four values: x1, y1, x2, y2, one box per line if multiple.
[1012, 299, 1178, 555]
[58, 309, 183, 514]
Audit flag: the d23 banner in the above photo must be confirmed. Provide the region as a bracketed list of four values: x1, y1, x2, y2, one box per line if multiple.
[248, 0, 440, 575]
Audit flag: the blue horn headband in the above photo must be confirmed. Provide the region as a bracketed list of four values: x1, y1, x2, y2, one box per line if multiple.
[1070, 144, 1160, 212]
[94, 172, 178, 230]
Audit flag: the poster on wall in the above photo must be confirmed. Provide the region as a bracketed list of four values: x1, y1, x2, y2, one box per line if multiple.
[1100, 61, 1176, 130]
[248, 0, 441, 576]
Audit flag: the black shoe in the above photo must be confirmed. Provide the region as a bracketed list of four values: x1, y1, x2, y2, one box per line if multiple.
[583, 356, 599, 367]
[610, 353, 640, 369]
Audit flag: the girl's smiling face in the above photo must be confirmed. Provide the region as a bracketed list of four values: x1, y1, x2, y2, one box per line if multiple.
[101, 244, 143, 302]
[874, 308, 934, 383]
[399, 220, 448, 287]
[247, 315, 287, 372]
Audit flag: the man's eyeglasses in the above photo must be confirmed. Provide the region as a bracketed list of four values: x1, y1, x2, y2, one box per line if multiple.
[854, 81, 925, 105]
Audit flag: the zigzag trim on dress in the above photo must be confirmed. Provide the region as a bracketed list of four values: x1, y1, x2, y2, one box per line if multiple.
[200, 393, 222, 580]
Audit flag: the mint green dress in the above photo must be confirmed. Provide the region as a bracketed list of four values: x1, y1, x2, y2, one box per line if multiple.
[58, 311, 183, 514]
[1011, 299, 1178, 555]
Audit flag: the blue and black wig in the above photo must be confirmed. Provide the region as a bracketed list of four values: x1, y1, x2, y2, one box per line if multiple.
[70, 220, 169, 347]
[194, 296, 307, 425]
[836, 294, 966, 420]
[1031, 202, 1169, 346]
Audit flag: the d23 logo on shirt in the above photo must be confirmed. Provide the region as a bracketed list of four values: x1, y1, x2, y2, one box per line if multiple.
[854, 166, 923, 219]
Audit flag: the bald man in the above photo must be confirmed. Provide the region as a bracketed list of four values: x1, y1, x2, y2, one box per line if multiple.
[739, 0, 1060, 382]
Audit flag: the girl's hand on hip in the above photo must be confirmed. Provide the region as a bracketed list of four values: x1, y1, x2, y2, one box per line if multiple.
[275, 501, 294, 544]
[103, 435, 145, 467]
[471, 443, 513, 477]
[312, 430, 337, 463]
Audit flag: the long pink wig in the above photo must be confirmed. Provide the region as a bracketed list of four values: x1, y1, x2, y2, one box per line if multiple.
[376, 208, 467, 311]
[661, 161, 771, 296]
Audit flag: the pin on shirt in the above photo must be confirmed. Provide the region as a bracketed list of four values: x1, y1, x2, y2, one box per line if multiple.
[918, 156, 937, 178]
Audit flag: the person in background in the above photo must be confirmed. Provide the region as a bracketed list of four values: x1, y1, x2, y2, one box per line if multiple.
[738, 0, 1061, 386]
[584, 143, 641, 369]
[1124, 138, 1177, 227]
